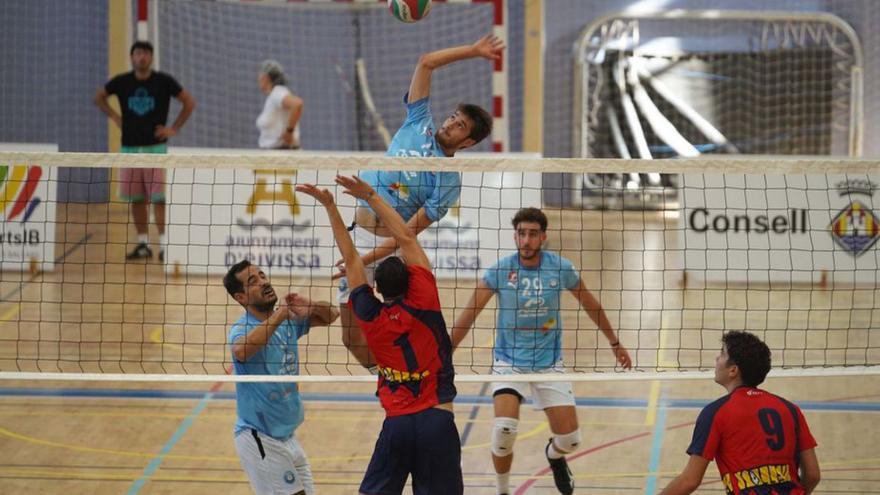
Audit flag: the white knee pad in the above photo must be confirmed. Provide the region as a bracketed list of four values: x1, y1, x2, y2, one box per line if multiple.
[552, 429, 582, 454]
[491, 417, 519, 457]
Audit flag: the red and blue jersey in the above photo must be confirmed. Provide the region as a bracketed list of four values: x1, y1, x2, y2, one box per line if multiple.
[687, 386, 817, 495]
[350, 264, 456, 416]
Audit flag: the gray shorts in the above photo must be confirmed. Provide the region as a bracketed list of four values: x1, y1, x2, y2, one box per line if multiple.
[234, 429, 314, 495]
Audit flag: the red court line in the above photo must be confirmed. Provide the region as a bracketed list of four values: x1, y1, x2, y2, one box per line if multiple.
[512, 422, 693, 494]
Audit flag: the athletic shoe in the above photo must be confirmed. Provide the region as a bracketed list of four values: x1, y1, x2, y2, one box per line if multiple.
[126, 243, 153, 260]
[546, 439, 574, 495]
[158, 249, 165, 262]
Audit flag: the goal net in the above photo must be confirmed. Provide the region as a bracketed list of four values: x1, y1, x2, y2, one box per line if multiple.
[572, 10, 863, 209]
[1, 152, 879, 382]
[141, 0, 504, 152]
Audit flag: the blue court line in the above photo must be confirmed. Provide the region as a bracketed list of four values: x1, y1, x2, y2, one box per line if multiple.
[459, 382, 489, 446]
[0, 232, 93, 303]
[125, 391, 215, 494]
[644, 401, 669, 494]
[1, 388, 879, 412]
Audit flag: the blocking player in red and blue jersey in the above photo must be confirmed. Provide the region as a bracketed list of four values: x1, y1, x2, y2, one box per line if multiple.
[297, 175, 462, 495]
[660, 331, 821, 495]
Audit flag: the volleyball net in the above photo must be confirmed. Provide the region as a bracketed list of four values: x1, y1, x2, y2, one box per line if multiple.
[1, 151, 879, 382]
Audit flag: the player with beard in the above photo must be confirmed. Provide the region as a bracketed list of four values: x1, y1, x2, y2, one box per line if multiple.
[223, 261, 339, 495]
[451, 207, 632, 495]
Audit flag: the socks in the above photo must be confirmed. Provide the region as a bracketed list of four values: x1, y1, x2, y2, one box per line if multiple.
[159, 233, 167, 250]
[137, 234, 149, 245]
[496, 471, 511, 494]
[547, 440, 564, 460]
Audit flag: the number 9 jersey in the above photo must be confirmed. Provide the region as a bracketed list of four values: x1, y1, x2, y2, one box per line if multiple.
[349, 264, 457, 417]
[687, 386, 818, 495]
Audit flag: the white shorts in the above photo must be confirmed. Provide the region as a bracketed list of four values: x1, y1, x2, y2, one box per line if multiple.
[491, 359, 576, 410]
[337, 224, 397, 304]
[234, 429, 314, 495]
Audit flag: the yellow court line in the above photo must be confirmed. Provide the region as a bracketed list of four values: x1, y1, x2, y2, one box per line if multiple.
[0, 468, 247, 483]
[644, 380, 661, 426]
[148, 325, 227, 359]
[0, 303, 21, 322]
[0, 409, 643, 429]
[657, 313, 679, 369]
[3, 461, 877, 486]
[0, 426, 239, 462]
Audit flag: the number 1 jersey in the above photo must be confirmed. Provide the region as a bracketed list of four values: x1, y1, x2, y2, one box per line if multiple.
[350, 265, 457, 416]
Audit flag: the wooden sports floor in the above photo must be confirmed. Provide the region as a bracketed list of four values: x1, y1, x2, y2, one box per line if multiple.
[0, 203, 878, 494]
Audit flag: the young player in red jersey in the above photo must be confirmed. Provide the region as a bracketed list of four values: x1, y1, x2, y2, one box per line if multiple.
[660, 331, 821, 495]
[296, 175, 461, 495]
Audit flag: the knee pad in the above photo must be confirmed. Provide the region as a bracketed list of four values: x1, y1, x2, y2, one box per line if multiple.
[491, 417, 519, 457]
[552, 429, 582, 454]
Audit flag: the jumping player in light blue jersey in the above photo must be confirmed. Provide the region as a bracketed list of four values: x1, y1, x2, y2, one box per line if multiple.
[451, 208, 633, 495]
[338, 34, 505, 371]
[224, 260, 339, 495]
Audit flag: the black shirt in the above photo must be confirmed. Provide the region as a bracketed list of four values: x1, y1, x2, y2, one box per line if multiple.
[105, 71, 183, 146]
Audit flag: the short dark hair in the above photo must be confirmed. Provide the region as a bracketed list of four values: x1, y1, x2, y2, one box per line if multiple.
[722, 331, 772, 387]
[375, 256, 409, 300]
[223, 260, 252, 297]
[512, 207, 548, 232]
[457, 103, 493, 144]
[130, 40, 154, 55]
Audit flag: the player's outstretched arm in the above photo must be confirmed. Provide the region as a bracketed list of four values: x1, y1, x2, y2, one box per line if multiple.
[450, 280, 494, 351]
[571, 278, 632, 369]
[355, 207, 435, 268]
[659, 455, 710, 495]
[408, 34, 505, 102]
[336, 175, 431, 270]
[800, 448, 821, 494]
[296, 183, 368, 289]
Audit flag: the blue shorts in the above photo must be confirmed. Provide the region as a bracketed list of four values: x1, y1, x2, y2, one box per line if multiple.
[360, 407, 463, 495]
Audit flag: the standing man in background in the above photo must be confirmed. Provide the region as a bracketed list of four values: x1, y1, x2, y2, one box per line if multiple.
[256, 59, 304, 149]
[94, 40, 196, 262]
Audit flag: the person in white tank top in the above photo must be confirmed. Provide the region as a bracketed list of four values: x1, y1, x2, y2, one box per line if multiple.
[256, 59, 303, 149]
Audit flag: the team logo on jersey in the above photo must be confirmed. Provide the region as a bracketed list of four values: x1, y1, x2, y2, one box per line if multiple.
[378, 365, 429, 383]
[424, 126, 433, 137]
[284, 470, 297, 484]
[127, 87, 155, 116]
[723, 464, 792, 493]
[388, 182, 410, 199]
[549, 279, 558, 288]
[507, 270, 518, 287]
[540, 317, 557, 333]
[830, 200, 880, 256]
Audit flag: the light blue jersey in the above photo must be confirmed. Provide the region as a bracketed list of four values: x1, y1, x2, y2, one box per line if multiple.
[229, 312, 310, 440]
[359, 95, 461, 223]
[483, 251, 581, 371]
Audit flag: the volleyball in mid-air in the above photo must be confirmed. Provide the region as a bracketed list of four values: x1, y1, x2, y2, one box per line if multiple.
[388, 0, 432, 23]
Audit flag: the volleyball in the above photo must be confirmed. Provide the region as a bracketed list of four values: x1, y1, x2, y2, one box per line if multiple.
[388, 0, 432, 23]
